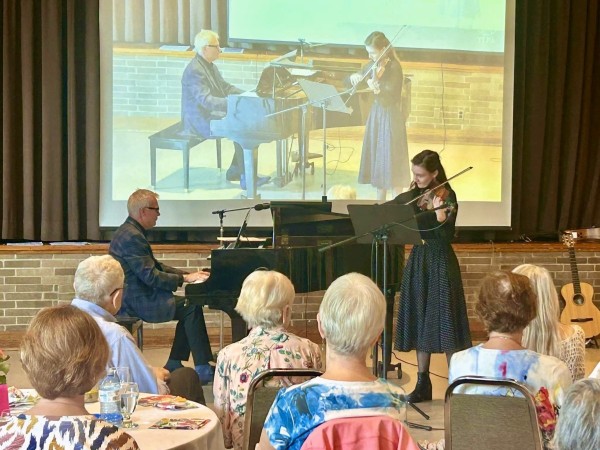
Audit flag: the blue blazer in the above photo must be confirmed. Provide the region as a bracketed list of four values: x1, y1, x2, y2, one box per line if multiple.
[109, 217, 186, 323]
[181, 54, 243, 138]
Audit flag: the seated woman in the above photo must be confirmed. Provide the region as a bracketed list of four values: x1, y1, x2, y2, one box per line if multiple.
[213, 270, 323, 450]
[554, 379, 600, 450]
[449, 271, 572, 449]
[0, 305, 139, 449]
[513, 264, 586, 380]
[259, 272, 417, 450]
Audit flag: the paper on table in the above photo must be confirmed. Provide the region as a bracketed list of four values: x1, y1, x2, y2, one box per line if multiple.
[150, 418, 210, 430]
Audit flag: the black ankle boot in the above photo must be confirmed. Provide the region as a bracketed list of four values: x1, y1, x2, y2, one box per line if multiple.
[406, 371, 432, 403]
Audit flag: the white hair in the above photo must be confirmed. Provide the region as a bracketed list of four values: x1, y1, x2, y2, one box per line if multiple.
[326, 184, 357, 200]
[554, 379, 600, 450]
[73, 255, 124, 305]
[194, 29, 219, 53]
[513, 264, 562, 358]
[319, 272, 385, 356]
[127, 189, 158, 217]
[235, 270, 295, 329]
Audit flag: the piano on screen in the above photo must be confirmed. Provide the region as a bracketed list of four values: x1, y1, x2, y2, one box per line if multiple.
[209, 50, 368, 199]
[184, 201, 403, 345]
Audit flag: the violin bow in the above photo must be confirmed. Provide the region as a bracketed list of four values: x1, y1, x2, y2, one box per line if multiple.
[405, 166, 474, 206]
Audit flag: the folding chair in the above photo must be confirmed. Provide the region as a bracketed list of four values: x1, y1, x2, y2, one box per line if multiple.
[242, 368, 323, 450]
[445, 376, 543, 450]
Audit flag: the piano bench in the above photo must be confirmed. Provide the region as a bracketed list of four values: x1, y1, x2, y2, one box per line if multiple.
[149, 121, 222, 192]
[116, 316, 144, 352]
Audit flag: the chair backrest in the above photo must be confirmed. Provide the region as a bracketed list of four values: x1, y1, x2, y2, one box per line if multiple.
[242, 368, 323, 450]
[300, 415, 421, 450]
[445, 376, 543, 450]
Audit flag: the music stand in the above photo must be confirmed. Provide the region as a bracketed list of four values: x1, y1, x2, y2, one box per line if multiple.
[347, 204, 422, 379]
[298, 79, 352, 198]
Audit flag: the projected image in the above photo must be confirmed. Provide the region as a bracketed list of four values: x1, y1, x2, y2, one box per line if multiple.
[104, 0, 512, 227]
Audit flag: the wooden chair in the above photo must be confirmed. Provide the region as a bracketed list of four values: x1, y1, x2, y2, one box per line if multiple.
[149, 121, 222, 192]
[445, 376, 543, 450]
[242, 368, 323, 450]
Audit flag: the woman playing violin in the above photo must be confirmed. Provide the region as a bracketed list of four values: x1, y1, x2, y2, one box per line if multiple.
[350, 31, 410, 201]
[387, 149, 471, 403]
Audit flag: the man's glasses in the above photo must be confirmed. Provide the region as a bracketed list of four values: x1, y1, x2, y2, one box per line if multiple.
[206, 44, 221, 49]
[145, 207, 160, 212]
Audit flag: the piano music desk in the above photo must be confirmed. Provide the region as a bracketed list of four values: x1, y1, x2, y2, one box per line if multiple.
[149, 121, 222, 192]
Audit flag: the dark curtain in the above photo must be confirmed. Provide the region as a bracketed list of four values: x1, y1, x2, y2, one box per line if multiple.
[512, 0, 600, 236]
[2, 1, 600, 241]
[1, 0, 100, 240]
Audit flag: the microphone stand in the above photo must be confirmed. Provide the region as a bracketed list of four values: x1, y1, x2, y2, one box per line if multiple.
[232, 209, 252, 249]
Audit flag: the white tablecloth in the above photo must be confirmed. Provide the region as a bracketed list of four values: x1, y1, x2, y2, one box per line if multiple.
[86, 395, 227, 450]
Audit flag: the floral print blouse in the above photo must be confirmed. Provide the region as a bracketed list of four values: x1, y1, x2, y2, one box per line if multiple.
[449, 345, 573, 449]
[213, 326, 322, 450]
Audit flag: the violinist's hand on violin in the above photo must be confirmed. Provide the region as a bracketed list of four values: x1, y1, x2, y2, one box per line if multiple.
[367, 78, 380, 94]
[432, 195, 444, 209]
[350, 73, 362, 87]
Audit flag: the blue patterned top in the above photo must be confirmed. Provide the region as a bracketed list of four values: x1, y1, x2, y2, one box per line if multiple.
[263, 377, 406, 450]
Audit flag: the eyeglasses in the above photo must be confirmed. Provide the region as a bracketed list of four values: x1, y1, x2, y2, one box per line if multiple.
[110, 283, 127, 297]
[145, 207, 160, 212]
[206, 44, 221, 49]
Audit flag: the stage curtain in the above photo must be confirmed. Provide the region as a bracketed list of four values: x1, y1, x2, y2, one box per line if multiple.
[1, 0, 100, 240]
[512, 0, 600, 237]
[112, 0, 227, 45]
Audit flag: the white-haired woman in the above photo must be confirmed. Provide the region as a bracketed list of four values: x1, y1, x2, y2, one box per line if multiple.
[513, 264, 585, 381]
[213, 270, 322, 450]
[554, 379, 600, 450]
[259, 273, 415, 450]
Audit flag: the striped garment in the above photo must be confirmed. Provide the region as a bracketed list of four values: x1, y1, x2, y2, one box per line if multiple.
[0, 415, 139, 450]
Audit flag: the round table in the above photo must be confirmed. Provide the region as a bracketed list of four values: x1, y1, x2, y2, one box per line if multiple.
[86, 395, 227, 450]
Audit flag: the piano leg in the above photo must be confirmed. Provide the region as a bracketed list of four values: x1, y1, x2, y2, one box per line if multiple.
[242, 146, 259, 199]
[221, 308, 248, 343]
[274, 139, 291, 188]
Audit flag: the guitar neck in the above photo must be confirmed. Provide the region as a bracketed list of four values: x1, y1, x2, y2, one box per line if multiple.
[568, 246, 582, 294]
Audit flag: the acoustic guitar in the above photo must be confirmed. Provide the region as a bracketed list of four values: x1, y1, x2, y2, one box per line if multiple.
[560, 232, 600, 338]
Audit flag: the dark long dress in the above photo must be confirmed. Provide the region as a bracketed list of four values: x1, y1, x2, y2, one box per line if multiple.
[358, 58, 410, 190]
[389, 187, 472, 353]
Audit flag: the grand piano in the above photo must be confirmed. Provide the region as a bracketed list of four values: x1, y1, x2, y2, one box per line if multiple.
[185, 201, 403, 367]
[210, 51, 367, 199]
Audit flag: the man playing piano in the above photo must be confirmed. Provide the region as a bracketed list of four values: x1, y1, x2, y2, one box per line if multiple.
[181, 29, 270, 190]
[109, 189, 215, 383]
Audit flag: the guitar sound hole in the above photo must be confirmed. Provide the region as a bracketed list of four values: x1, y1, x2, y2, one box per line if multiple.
[573, 294, 585, 306]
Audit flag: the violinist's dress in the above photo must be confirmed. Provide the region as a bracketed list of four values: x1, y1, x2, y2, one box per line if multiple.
[358, 58, 410, 190]
[389, 187, 472, 353]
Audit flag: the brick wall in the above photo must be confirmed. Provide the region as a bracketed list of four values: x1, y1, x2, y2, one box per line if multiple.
[113, 49, 503, 143]
[2, 243, 599, 346]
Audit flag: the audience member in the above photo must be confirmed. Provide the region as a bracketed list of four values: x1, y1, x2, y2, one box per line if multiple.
[554, 378, 600, 450]
[326, 184, 357, 200]
[513, 264, 585, 380]
[449, 271, 572, 449]
[109, 189, 215, 383]
[0, 305, 139, 449]
[259, 273, 415, 450]
[72, 255, 205, 404]
[213, 270, 322, 450]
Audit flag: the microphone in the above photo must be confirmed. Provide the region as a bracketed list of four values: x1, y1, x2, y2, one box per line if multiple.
[254, 203, 270, 211]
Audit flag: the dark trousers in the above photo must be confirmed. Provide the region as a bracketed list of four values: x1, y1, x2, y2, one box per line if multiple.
[229, 142, 245, 175]
[169, 296, 213, 365]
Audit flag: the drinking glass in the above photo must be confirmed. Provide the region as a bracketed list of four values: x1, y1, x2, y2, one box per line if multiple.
[115, 367, 131, 385]
[120, 382, 139, 428]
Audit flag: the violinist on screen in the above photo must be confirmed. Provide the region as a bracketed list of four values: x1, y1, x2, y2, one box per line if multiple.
[387, 149, 471, 403]
[350, 31, 410, 201]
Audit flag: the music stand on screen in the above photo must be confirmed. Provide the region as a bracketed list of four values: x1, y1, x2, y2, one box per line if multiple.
[347, 204, 422, 245]
[298, 79, 352, 114]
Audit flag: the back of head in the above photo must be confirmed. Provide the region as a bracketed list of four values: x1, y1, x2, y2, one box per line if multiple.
[319, 273, 385, 356]
[326, 184, 357, 200]
[74, 255, 124, 306]
[476, 271, 537, 333]
[411, 149, 448, 184]
[194, 29, 219, 53]
[555, 379, 600, 450]
[21, 305, 109, 399]
[512, 264, 561, 357]
[235, 270, 295, 329]
[127, 188, 158, 218]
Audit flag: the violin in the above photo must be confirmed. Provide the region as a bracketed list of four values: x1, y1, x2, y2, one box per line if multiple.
[370, 57, 390, 94]
[416, 180, 451, 211]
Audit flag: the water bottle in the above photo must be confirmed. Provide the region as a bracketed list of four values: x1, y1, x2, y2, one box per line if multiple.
[98, 367, 122, 425]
